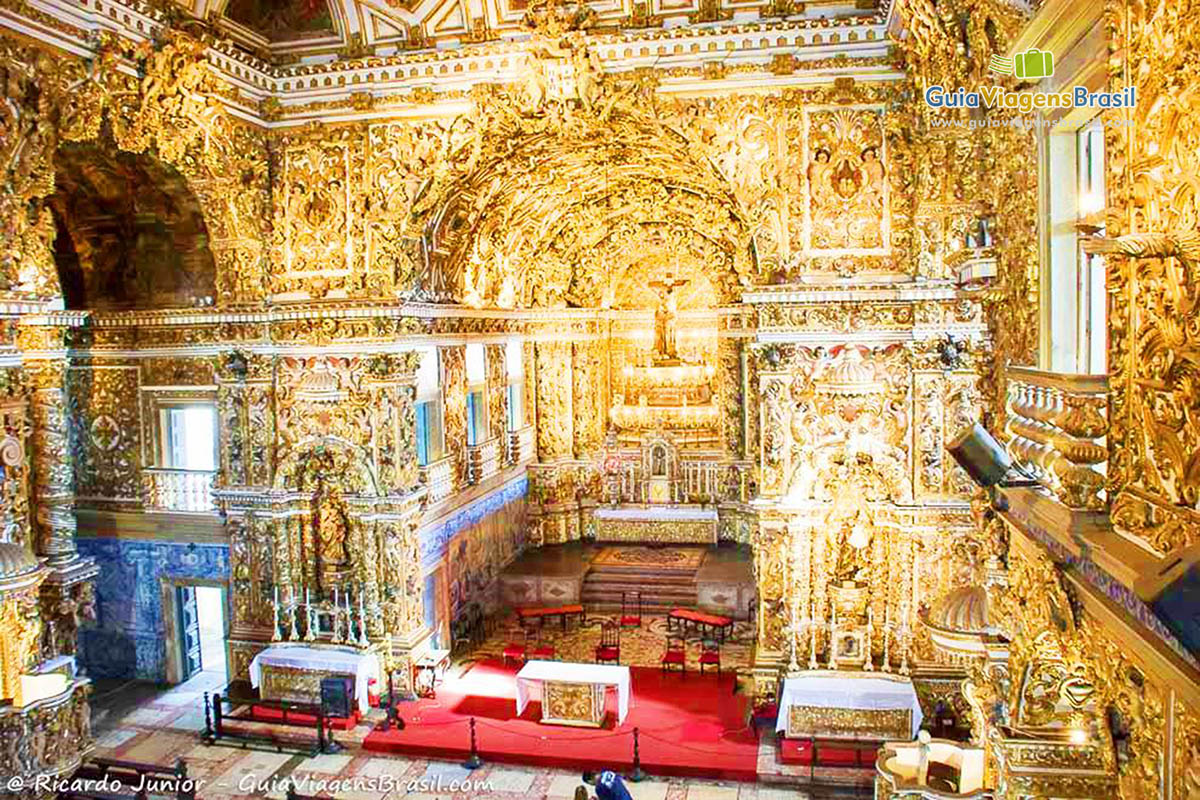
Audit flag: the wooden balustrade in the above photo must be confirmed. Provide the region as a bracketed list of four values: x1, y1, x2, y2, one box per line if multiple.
[508, 424, 535, 465]
[418, 454, 456, 506]
[141, 468, 216, 512]
[466, 436, 502, 485]
[1004, 367, 1109, 510]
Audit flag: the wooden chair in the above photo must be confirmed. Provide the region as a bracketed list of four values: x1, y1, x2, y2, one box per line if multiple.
[529, 629, 556, 661]
[502, 624, 527, 665]
[698, 637, 720, 675]
[594, 623, 621, 664]
[620, 591, 642, 628]
[660, 636, 686, 674]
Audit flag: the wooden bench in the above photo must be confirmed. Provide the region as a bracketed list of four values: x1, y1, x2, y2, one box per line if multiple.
[803, 737, 882, 784]
[203, 691, 332, 756]
[516, 604, 585, 632]
[666, 608, 734, 642]
[60, 756, 197, 800]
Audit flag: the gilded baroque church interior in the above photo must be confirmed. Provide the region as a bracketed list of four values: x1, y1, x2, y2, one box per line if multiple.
[0, 0, 1198, 796]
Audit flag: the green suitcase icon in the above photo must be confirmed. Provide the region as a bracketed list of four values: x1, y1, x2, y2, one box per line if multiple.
[1014, 48, 1053, 79]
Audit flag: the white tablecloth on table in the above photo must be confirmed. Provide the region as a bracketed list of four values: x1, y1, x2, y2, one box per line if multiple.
[248, 645, 380, 714]
[515, 660, 632, 725]
[776, 674, 924, 738]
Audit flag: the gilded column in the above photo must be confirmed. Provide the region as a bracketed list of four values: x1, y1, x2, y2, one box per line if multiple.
[572, 341, 602, 459]
[485, 343, 508, 444]
[759, 370, 791, 497]
[535, 340, 572, 461]
[19, 323, 99, 662]
[717, 335, 743, 458]
[439, 345, 467, 488]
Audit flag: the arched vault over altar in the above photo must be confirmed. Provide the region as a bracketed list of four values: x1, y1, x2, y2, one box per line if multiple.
[412, 90, 760, 309]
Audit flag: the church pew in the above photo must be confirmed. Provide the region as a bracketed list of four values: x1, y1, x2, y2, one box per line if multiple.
[203, 691, 331, 756]
[59, 756, 196, 800]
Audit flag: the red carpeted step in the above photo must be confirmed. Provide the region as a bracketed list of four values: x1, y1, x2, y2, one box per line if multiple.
[363, 658, 758, 782]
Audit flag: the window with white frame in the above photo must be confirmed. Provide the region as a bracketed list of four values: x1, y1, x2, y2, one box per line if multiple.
[161, 404, 217, 471]
[1044, 116, 1107, 374]
[505, 340, 523, 432]
[465, 343, 487, 446]
[415, 348, 445, 466]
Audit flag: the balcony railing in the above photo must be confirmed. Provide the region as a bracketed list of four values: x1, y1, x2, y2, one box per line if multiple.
[1005, 367, 1108, 510]
[419, 454, 456, 506]
[467, 437, 502, 485]
[142, 468, 216, 512]
[508, 425, 535, 465]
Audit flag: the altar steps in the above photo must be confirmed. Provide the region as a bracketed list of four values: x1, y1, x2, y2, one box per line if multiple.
[581, 563, 698, 613]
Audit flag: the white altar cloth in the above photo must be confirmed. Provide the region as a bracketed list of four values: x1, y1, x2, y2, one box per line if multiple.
[776, 674, 924, 738]
[249, 645, 380, 714]
[593, 505, 718, 522]
[515, 660, 632, 725]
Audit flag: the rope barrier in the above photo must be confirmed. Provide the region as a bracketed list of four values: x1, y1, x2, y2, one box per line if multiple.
[473, 718, 628, 741]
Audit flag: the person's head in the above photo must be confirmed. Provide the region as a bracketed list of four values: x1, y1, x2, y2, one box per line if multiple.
[582, 772, 597, 785]
[574, 786, 590, 800]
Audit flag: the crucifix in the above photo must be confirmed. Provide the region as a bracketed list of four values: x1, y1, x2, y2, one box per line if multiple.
[648, 272, 688, 361]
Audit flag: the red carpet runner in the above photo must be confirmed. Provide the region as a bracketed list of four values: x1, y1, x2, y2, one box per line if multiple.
[363, 659, 759, 781]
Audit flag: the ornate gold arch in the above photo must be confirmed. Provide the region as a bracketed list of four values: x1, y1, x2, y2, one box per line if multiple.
[413, 90, 758, 309]
[0, 32, 269, 306]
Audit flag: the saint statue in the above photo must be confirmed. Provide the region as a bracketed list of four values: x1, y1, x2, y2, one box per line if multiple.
[316, 492, 350, 568]
[649, 273, 688, 361]
[831, 514, 871, 584]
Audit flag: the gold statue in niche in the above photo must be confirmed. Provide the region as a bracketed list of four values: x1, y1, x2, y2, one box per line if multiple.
[314, 489, 351, 588]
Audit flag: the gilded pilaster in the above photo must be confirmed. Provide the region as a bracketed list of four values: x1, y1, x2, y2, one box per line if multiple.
[485, 343, 508, 444]
[572, 341, 602, 459]
[440, 345, 467, 487]
[535, 340, 572, 461]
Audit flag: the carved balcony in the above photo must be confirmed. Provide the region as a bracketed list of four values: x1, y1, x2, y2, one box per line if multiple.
[467, 436, 502, 485]
[419, 454, 456, 506]
[142, 467, 216, 512]
[875, 737, 992, 799]
[1005, 367, 1109, 511]
[508, 424, 535, 466]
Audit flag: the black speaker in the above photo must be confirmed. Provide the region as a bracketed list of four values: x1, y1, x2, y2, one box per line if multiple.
[947, 423, 1013, 488]
[320, 677, 354, 719]
[1136, 541, 1200, 658]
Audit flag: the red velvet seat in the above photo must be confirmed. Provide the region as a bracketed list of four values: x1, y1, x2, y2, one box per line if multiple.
[698, 638, 720, 675]
[595, 623, 621, 664]
[661, 636, 686, 674]
[620, 591, 642, 628]
[530, 631, 556, 660]
[502, 633, 527, 665]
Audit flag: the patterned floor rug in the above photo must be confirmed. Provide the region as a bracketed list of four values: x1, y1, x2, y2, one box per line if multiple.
[590, 546, 707, 571]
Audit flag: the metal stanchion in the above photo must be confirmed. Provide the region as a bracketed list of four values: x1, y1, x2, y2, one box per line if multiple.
[629, 727, 647, 782]
[463, 717, 484, 770]
[201, 693, 213, 744]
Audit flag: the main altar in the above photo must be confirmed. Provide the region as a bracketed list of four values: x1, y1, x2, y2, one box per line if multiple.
[515, 660, 632, 727]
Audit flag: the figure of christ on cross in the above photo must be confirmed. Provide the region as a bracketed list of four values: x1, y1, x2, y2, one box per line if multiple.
[648, 272, 689, 362]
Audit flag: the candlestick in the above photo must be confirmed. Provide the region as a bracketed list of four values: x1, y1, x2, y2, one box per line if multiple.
[788, 600, 799, 672]
[271, 587, 282, 642]
[864, 609, 875, 671]
[357, 589, 370, 646]
[827, 613, 837, 669]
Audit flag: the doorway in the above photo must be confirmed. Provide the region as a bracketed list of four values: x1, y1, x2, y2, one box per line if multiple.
[175, 584, 227, 683]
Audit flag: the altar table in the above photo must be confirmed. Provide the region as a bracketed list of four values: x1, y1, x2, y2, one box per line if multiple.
[515, 660, 632, 727]
[249, 645, 380, 714]
[776, 673, 924, 740]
